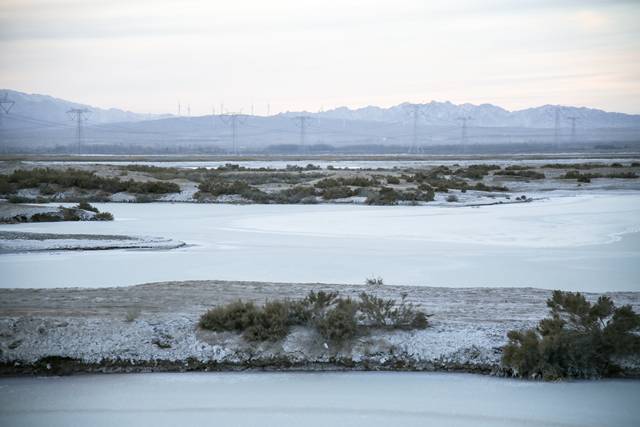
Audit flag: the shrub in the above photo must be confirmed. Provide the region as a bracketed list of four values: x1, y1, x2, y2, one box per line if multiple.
[244, 300, 291, 342]
[365, 187, 401, 205]
[30, 212, 62, 222]
[562, 170, 599, 182]
[502, 290, 640, 380]
[274, 186, 317, 204]
[199, 301, 259, 332]
[4, 168, 180, 195]
[358, 292, 428, 329]
[454, 164, 501, 180]
[316, 299, 358, 343]
[446, 194, 459, 202]
[199, 290, 431, 344]
[95, 211, 114, 221]
[76, 201, 99, 212]
[495, 170, 545, 180]
[8, 195, 31, 203]
[365, 276, 384, 286]
[386, 176, 400, 185]
[321, 186, 354, 200]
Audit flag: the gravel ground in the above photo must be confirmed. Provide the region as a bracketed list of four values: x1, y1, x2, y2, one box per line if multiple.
[1, 281, 638, 375]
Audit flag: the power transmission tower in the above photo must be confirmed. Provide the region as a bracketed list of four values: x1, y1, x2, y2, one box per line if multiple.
[553, 107, 561, 148]
[457, 116, 473, 153]
[178, 101, 181, 116]
[293, 116, 313, 154]
[566, 116, 579, 143]
[404, 104, 428, 154]
[220, 113, 247, 155]
[0, 92, 15, 128]
[66, 108, 91, 150]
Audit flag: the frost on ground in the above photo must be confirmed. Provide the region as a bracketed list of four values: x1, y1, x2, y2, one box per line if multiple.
[1, 281, 638, 375]
[0, 231, 185, 253]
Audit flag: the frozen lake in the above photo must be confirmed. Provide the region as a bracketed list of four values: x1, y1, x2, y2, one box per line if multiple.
[1, 192, 639, 290]
[0, 372, 638, 427]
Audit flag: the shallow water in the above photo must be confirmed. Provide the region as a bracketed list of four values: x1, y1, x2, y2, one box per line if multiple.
[1, 193, 639, 291]
[0, 372, 638, 427]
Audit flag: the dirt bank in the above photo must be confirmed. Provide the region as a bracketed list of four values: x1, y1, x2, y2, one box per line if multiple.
[1, 281, 638, 376]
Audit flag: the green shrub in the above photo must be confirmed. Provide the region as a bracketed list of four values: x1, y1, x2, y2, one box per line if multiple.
[386, 176, 400, 185]
[274, 186, 317, 204]
[199, 289, 430, 344]
[244, 300, 291, 342]
[316, 299, 358, 343]
[358, 292, 428, 329]
[199, 301, 259, 332]
[454, 164, 501, 180]
[562, 170, 598, 182]
[4, 168, 180, 195]
[61, 208, 81, 221]
[606, 172, 637, 179]
[76, 201, 99, 212]
[95, 211, 114, 221]
[365, 187, 401, 205]
[8, 195, 31, 203]
[495, 170, 545, 180]
[502, 290, 640, 380]
[321, 186, 355, 199]
[30, 212, 62, 222]
[365, 277, 384, 286]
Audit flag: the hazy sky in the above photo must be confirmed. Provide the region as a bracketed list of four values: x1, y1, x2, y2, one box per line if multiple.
[1, 0, 639, 115]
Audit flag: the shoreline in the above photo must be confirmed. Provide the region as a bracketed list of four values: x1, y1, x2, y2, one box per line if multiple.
[2, 280, 639, 378]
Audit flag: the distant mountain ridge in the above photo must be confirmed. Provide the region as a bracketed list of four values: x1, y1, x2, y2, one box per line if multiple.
[0, 89, 170, 128]
[281, 101, 640, 129]
[1, 89, 639, 153]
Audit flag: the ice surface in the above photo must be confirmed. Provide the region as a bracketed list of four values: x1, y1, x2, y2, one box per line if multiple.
[0, 193, 638, 291]
[1, 372, 638, 427]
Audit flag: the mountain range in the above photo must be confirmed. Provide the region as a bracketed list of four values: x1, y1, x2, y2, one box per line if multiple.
[1, 89, 639, 153]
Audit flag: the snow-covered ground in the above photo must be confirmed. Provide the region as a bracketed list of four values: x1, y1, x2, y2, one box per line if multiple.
[1, 280, 637, 373]
[0, 192, 638, 291]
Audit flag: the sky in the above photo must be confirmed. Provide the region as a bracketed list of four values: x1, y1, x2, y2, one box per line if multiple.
[1, 0, 639, 115]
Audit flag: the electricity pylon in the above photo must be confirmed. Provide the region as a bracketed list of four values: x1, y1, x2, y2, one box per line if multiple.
[567, 116, 579, 143]
[404, 103, 428, 154]
[66, 108, 91, 149]
[293, 116, 313, 154]
[0, 93, 15, 128]
[220, 112, 247, 155]
[457, 116, 473, 154]
[553, 107, 561, 148]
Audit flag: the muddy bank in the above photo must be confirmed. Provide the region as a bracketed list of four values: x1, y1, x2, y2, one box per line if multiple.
[1, 281, 639, 376]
